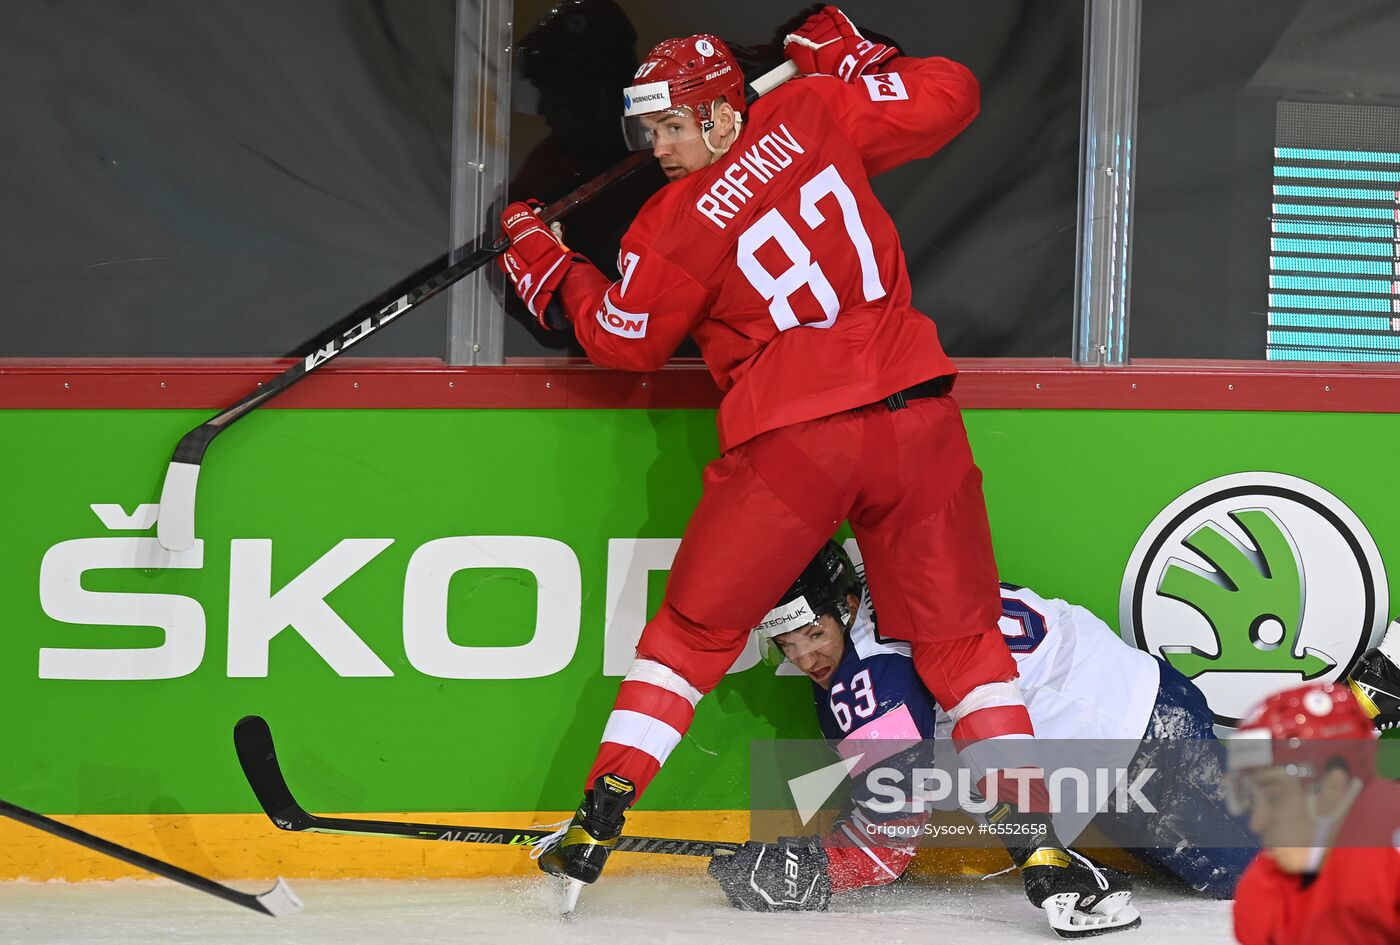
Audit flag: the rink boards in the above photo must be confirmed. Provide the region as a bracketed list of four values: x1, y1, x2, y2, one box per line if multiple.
[2, 359, 1397, 880]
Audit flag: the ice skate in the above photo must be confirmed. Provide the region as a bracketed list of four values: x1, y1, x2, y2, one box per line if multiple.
[1018, 847, 1141, 938]
[535, 774, 635, 887]
[1348, 634, 1400, 731]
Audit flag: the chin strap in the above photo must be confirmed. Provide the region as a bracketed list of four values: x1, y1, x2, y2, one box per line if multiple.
[703, 114, 743, 156]
[1302, 775, 1365, 871]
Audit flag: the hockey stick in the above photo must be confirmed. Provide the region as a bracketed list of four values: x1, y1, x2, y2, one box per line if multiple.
[0, 799, 303, 918]
[234, 715, 742, 858]
[155, 59, 800, 553]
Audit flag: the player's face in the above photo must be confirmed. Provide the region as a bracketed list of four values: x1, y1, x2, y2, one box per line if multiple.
[774, 594, 858, 689]
[1238, 768, 1322, 871]
[640, 101, 735, 181]
[641, 110, 709, 181]
[775, 617, 845, 688]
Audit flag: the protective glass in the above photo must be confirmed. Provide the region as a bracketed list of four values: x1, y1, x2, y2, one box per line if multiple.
[621, 108, 702, 152]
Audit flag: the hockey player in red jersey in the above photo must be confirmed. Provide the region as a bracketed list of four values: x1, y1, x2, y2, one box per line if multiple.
[501, 7, 1041, 893]
[1228, 681, 1400, 945]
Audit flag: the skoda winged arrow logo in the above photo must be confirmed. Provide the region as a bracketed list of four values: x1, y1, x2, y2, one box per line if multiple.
[1121, 473, 1387, 727]
[1156, 508, 1331, 680]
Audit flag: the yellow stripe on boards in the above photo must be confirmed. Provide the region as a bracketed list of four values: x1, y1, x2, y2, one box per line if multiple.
[0, 810, 746, 882]
[0, 808, 1147, 882]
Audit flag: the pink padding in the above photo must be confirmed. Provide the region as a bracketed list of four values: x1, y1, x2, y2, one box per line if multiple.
[837, 703, 922, 776]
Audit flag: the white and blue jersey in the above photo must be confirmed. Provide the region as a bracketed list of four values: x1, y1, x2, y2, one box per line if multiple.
[812, 580, 1162, 777]
[812, 592, 935, 744]
[804, 574, 1250, 898]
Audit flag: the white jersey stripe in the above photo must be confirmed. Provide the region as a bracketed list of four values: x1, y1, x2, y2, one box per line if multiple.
[600, 709, 683, 765]
[945, 681, 1027, 725]
[624, 658, 704, 707]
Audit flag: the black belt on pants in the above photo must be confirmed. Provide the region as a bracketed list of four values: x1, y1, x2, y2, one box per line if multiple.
[884, 374, 954, 411]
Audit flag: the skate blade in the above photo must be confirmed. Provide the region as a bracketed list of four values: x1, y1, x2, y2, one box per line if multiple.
[1043, 892, 1143, 938]
[560, 877, 585, 919]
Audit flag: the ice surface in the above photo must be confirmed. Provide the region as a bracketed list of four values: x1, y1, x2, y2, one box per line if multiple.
[0, 873, 1235, 945]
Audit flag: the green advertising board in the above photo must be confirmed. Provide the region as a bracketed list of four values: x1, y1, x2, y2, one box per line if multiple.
[2, 407, 1395, 817]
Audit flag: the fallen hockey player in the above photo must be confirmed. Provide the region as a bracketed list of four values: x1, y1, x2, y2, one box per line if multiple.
[710, 541, 1261, 935]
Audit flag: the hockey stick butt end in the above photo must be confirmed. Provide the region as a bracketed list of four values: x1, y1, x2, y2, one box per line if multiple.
[156, 461, 201, 552]
[748, 59, 799, 98]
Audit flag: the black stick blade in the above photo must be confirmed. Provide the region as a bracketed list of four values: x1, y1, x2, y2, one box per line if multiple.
[232, 716, 746, 856]
[0, 798, 302, 918]
[234, 716, 312, 831]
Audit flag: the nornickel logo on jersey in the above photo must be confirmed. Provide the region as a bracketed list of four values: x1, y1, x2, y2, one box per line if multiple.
[862, 73, 907, 102]
[596, 299, 648, 339]
[1120, 472, 1388, 727]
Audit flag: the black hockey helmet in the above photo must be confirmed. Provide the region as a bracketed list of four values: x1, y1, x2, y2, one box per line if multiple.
[754, 540, 859, 665]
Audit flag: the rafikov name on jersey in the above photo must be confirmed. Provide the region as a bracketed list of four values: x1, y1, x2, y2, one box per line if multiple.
[695, 123, 806, 229]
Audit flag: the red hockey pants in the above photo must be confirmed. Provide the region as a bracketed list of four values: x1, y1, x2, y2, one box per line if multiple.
[586, 394, 1020, 798]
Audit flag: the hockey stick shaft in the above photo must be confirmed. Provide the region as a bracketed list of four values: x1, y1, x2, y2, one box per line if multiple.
[0, 799, 303, 917]
[155, 59, 798, 553]
[234, 716, 742, 858]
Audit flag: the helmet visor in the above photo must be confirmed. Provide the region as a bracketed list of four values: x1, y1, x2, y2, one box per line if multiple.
[766, 624, 843, 666]
[753, 594, 844, 669]
[620, 107, 702, 152]
[621, 79, 703, 151]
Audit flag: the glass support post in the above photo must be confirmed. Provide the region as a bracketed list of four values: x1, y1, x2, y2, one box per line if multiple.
[1073, 0, 1141, 365]
[447, 0, 513, 365]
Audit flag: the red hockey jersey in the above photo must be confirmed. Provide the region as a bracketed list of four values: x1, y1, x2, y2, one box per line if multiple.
[1232, 779, 1400, 945]
[557, 57, 979, 452]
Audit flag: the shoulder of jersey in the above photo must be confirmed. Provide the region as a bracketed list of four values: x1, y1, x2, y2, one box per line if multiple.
[631, 182, 686, 238]
[746, 76, 838, 135]
[763, 73, 843, 108]
[999, 581, 1056, 610]
[848, 589, 910, 659]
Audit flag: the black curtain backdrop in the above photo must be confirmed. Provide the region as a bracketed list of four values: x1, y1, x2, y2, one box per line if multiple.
[0, 1, 455, 357]
[12, 2, 1389, 361]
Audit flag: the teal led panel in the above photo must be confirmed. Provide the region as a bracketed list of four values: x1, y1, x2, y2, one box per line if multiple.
[1267, 102, 1400, 362]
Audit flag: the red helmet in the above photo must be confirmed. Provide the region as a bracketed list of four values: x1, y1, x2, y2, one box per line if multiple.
[1227, 682, 1378, 782]
[621, 34, 745, 151]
